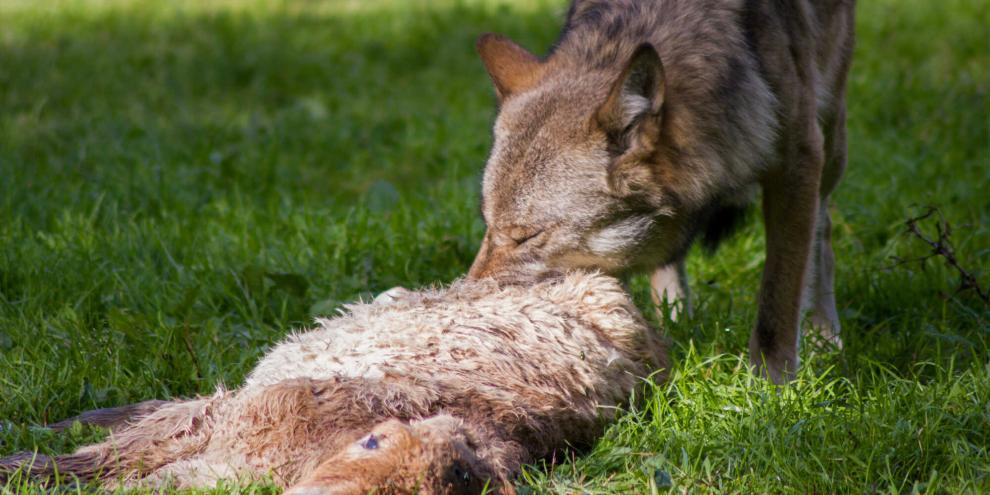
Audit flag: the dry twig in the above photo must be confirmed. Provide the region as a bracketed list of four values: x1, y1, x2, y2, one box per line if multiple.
[889, 206, 989, 306]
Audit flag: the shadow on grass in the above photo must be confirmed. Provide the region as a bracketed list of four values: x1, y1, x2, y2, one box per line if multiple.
[0, 2, 562, 222]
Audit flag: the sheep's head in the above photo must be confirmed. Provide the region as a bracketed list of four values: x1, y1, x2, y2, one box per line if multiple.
[285, 415, 504, 495]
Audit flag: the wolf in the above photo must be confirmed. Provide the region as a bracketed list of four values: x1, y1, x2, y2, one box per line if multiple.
[1, 272, 665, 494]
[467, 0, 855, 383]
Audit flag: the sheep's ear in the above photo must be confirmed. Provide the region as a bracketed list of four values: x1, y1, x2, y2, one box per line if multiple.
[596, 43, 665, 152]
[476, 33, 544, 100]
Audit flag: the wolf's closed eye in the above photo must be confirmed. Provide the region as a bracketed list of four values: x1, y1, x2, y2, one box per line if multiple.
[505, 227, 548, 248]
[511, 229, 544, 246]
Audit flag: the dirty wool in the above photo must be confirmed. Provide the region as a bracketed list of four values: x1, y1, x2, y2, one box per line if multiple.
[1, 272, 666, 494]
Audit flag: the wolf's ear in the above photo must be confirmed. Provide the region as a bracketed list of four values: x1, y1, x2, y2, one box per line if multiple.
[596, 43, 665, 152]
[477, 33, 544, 100]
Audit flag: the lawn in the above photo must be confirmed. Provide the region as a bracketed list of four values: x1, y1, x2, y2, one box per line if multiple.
[1, 0, 988, 493]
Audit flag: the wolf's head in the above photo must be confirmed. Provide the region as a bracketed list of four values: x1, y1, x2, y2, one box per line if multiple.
[468, 34, 698, 282]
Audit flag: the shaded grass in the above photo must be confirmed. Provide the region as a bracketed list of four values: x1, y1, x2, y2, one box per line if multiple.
[1, 0, 988, 493]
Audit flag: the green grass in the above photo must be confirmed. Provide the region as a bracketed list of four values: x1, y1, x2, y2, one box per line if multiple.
[1, 0, 988, 493]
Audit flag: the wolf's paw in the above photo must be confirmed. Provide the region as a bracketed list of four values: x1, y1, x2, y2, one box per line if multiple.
[748, 344, 799, 385]
[809, 315, 843, 350]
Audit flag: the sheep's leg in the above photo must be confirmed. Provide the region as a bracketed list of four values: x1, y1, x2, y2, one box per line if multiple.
[116, 457, 247, 492]
[0, 452, 52, 484]
[3, 400, 170, 481]
[47, 400, 170, 431]
[1, 395, 222, 486]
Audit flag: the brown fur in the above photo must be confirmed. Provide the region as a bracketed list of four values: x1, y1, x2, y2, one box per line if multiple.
[469, 0, 855, 382]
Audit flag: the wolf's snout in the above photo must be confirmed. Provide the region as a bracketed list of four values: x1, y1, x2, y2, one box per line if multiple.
[467, 231, 495, 279]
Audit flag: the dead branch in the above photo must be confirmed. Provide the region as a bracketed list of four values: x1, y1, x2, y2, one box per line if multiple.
[890, 206, 989, 306]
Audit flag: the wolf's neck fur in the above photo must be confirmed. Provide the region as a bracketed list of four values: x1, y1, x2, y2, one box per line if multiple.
[553, 0, 779, 209]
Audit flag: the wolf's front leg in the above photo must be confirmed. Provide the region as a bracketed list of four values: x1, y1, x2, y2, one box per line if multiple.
[751, 120, 825, 384]
[804, 197, 842, 347]
[803, 102, 848, 348]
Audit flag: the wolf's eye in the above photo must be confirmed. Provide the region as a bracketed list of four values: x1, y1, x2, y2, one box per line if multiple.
[361, 434, 379, 450]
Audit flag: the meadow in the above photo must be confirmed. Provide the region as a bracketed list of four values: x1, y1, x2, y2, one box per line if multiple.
[1, 0, 988, 493]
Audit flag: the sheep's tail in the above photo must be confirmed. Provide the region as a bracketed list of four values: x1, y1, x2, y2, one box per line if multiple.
[1, 394, 223, 486]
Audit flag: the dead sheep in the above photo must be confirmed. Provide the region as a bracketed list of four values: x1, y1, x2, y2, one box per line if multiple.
[1, 271, 667, 494]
